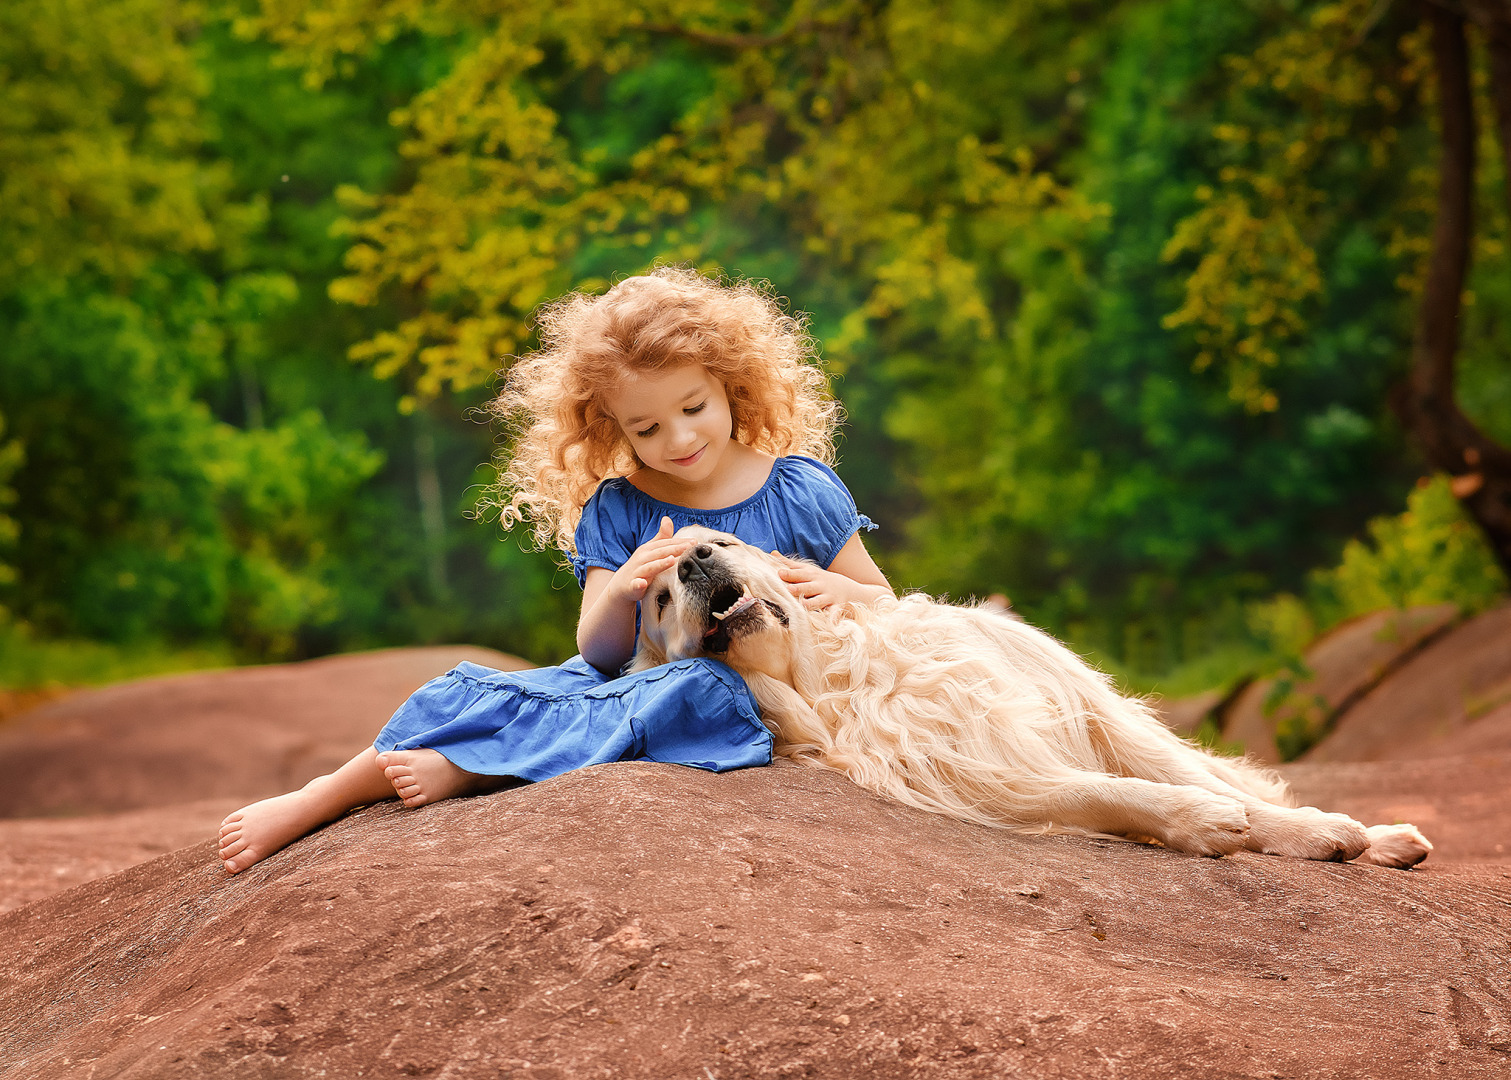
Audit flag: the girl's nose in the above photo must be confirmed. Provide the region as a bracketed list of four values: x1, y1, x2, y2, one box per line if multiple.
[668, 422, 698, 451]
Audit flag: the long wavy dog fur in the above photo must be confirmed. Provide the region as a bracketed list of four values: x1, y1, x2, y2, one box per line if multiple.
[631, 527, 1432, 868]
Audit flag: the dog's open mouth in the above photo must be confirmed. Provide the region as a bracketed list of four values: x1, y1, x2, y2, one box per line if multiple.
[705, 584, 756, 633]
[700, 582, 780, 654]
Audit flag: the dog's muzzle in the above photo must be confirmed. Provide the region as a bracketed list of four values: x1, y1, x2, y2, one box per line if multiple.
[675, 544, 786, 655]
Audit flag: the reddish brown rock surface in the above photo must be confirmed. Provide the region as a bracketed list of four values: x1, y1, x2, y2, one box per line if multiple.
[0, 800, 229, 915]
[2, 643, 1510, 1078]
[0, 646, 527, 818]
[1220, 605, 1460, 763]
[1305, 603, 1511, 764]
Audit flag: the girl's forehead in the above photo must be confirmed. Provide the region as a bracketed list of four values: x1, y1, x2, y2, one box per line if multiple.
[606, 363, 719, 419]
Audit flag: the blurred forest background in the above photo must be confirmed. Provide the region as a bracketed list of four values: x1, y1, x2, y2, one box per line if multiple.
[3, 0, 1509, 717]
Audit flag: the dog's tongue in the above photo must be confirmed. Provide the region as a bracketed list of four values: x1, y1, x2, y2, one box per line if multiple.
[705, 595, 757, 635]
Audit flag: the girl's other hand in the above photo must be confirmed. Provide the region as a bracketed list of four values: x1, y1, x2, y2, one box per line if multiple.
[771, 552, 880, 610]
[612, 517, 691, 603]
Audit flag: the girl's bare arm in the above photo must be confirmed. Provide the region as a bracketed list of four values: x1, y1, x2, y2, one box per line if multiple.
[578, 517, 691, 674]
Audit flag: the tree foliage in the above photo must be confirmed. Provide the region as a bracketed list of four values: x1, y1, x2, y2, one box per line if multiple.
[1, 0, 1505, 678]
[1160, 0, 1428, 413]
[0, 2, 569, 660]
[0, 0, 228, 286]
[238, 0, 1111, 403]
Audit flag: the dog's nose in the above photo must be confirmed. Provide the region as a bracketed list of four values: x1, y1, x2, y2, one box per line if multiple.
[677, 543, 718, 583]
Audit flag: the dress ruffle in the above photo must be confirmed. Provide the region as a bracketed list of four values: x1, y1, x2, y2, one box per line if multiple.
[374, 657, 773, 779]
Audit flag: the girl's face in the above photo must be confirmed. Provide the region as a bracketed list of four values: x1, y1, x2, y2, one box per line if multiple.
[607, 364, 733, 483]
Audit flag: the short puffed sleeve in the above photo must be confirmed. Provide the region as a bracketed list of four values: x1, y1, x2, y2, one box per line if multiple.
[766, 457, 878, 569]
[569, 480, 643, 587]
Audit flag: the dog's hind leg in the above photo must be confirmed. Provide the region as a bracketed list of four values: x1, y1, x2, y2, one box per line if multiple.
[1352, 824, 1433, 868]
[1008, 773, 1251, 857]
[1089, 714, 1372, 862]
[1100, 722, 1426, 864]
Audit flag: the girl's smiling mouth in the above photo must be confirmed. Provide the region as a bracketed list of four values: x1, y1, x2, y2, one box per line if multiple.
[671, 446, 706, 467]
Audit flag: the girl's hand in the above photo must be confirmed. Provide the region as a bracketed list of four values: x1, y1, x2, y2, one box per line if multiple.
[610, 516, 691, 604]
[771, 552, 885, 610]
[578, 517, 692, 675]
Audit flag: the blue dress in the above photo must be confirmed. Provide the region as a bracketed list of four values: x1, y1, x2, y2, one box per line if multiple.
[373, 456, 877, 780]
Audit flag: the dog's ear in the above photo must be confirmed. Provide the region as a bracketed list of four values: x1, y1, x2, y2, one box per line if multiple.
[743, 671, 834, 755]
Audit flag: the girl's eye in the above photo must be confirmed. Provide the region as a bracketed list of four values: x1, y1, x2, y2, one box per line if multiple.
[634, 424, 658, 438]
[684, 402, 706, 415]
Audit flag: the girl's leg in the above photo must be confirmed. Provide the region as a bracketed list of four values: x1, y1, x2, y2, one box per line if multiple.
[218, 745, 396, 874]
[376, 748, 509, 807]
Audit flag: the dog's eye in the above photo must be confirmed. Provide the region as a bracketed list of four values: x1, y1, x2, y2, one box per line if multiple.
[655, 589, 671, 611]
[712, 540, 733, 547]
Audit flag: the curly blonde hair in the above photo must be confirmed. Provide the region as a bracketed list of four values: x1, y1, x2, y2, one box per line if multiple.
[490, 266, 842, 554]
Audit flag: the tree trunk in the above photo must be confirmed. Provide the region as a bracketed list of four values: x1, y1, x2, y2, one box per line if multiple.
[1400, 3, 1511, 574]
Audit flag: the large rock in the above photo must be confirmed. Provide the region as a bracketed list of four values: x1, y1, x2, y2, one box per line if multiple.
[1220, 605, 1458, 763]
[0, 647, 528, 818]
[3, 761, 1510, 1080]
[1306, 603, 1511, 763]
[0, 800, 228, 915]
[5, 640, 1511, 1077]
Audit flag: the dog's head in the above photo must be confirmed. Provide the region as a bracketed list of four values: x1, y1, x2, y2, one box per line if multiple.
[630, 526, 801, 682]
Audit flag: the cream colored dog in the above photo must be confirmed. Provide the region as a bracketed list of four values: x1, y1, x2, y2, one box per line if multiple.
[632, 527, 1432, 868]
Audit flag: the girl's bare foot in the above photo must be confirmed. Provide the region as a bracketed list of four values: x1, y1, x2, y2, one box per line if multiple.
[219, 789, 333, 875]
[218, 746, 396, 874]
[377, 748, 500, 807]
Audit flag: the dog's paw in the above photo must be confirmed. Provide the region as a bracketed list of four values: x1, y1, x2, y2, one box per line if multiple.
[1155, 792, 1250, 857]
[1352, 823, 1433, 869]
[1246, 805, 1370, 862]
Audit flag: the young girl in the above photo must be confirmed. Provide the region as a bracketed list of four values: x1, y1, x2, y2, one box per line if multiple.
[218, 267, 891, 874]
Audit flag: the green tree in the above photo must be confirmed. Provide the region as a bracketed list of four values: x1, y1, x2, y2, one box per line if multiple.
[0, 0, 401, 658]
[9, 0, 1496, 677]
[0, 275, 385, 654]
[238, 0, 1121, 566]
[0, 0, 228, 286]
[1160, 0, 1511, 575]
[195, 16, 584, 658]
[235, 0, 1488, 673]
